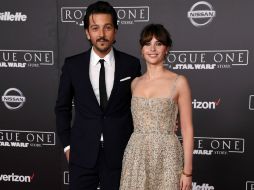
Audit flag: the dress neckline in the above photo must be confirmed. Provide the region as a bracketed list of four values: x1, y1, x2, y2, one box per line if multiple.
[132, 96, 178, 105]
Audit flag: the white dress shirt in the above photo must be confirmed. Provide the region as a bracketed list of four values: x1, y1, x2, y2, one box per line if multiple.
[89, 47, 115, 105]
[64, 47, 115, 152]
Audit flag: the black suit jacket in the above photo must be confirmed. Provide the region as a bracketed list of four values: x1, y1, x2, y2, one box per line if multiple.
[55, 48, 141, 169]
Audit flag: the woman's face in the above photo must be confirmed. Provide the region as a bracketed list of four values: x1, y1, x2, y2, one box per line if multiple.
[141, 36, 168, 65]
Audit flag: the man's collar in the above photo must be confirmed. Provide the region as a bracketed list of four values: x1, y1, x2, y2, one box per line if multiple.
[90, 47, 114, 66]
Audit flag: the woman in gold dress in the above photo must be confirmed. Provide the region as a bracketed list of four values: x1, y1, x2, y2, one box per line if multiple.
[120, 24, 194, 190]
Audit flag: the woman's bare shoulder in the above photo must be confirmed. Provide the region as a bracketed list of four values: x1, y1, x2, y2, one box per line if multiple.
[164, 70, 179, 80]
[131, 76, 142, 91]
[175, 74, 191, 93]
[177, 74, 189, 85]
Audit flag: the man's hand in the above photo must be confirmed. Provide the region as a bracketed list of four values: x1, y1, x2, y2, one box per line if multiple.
[65, 149, 70, 162]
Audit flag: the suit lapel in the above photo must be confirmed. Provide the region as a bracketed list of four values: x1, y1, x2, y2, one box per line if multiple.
[82, 49, 101, 111]
[105, 49, 121, 112]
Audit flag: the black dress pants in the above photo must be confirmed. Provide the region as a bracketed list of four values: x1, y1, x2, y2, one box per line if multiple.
[69, 144, 121, 190]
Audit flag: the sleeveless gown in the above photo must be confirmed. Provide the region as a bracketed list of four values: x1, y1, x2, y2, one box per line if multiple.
[120, 78, 183, 190]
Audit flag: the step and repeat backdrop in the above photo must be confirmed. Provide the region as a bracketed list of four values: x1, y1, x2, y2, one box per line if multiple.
[1, 0, 253, 189]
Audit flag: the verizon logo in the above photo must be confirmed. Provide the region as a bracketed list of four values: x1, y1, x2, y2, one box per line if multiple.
[0, 12, 27, 22]
[192, 98, 221, 110]
[0, 173, 34, 183]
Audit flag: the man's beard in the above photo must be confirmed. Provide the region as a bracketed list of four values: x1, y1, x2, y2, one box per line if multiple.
[94, 37, 112, 52]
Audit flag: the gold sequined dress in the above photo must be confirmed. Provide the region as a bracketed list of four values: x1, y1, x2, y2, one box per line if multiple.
[120, 81, 183, 190]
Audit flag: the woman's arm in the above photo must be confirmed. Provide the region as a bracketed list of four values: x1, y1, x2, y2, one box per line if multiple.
[177, 75, 194, 189]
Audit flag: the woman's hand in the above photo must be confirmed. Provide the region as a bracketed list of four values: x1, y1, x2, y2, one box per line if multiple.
[180, 173, 192, 190]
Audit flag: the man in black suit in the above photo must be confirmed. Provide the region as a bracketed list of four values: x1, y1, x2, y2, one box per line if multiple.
[55, 1, 141, 190]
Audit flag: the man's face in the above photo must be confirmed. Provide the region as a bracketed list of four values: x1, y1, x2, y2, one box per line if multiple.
[85, 13, 117, 57]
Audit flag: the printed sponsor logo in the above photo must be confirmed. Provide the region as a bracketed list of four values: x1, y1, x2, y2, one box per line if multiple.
[192, 182, 215, 190]
[192, 98, 221, 110]
[0, 50, 54, 68]
[0, 172, 35, 183]
[165, 50, 249, 70]
[61, 6, 149, 26]
[64, 171, 69, 185]
[193, 137, 245, 156]
[64, 171, 100, 189]
[249, 95, 254, 110]
[246, 181, 254, 190]
[0, 12, 27, 22]
[0, 130, 55, 148]
[2, 88, 25, 110]
[187, 1, 216, 27]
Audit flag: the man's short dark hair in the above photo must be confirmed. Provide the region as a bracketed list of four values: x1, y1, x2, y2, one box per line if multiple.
[83, 1, 118, 30]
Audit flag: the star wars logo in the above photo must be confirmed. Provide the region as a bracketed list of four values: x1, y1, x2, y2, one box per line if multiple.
[0, 130, 55, 148]
[166, 50, 249, 70]
[61, 6, 149, 26]
[193, 137, 245, 156]
[0, 50, 54, 68]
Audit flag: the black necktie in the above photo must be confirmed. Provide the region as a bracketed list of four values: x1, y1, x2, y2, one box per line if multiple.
[99, 59, 108, 111]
